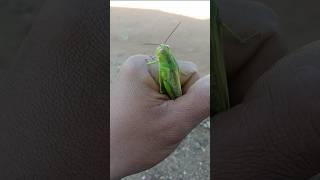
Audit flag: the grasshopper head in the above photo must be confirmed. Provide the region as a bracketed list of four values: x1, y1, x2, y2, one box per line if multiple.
[157, 44, 170, 52]
[156, 44, 172, 63]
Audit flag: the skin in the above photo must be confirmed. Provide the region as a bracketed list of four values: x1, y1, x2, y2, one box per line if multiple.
[218, 0, 287, 105]
[0, 0, 318, 179]
[0, 0, 108, 178]
[112, 0, 319, 179]
[213, 0, 320, 179]
[213, 40, 320, 179]
[111, 57, 209, 179]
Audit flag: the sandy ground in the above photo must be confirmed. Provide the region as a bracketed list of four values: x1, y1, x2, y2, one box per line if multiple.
[110, 7, 210, 180]
[1, 0, 320, 179]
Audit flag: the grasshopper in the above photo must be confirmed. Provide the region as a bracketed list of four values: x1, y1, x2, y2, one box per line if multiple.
[146, 22, 182, 100]
[212, 0, 257, 114]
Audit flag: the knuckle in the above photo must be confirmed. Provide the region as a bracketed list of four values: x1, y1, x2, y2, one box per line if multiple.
[223, 0, 281, 36]
[179, 61, 199, 77]
[250, 2, 280, 34]
[120, 55, 148, 75]
[185, 61, 198, 71]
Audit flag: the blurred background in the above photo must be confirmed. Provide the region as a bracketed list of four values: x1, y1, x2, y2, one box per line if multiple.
[0, 0, 44, 69]
[1, 0, 320, 179]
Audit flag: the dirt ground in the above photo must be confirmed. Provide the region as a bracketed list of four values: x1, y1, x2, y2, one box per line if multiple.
[1, 0, 320, 180]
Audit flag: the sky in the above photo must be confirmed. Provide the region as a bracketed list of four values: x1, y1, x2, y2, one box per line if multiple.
[110, 1, 210, 20]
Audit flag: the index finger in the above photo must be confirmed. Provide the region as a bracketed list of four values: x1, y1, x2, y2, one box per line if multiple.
[218, 0, 287, 104]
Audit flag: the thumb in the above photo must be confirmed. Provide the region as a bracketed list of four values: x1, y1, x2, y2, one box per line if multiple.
[164, 75, 210, 133]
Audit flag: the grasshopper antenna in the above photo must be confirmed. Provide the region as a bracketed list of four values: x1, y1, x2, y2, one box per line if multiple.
[143, 21, 181, 45]
[164, 21, 181, 44]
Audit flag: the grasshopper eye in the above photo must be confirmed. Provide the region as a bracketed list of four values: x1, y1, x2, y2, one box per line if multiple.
[160, 49, 166, 54]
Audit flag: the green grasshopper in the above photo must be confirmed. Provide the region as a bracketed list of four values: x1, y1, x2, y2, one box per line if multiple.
[212, 0, 257, 114]
[146, 22, 182, 100]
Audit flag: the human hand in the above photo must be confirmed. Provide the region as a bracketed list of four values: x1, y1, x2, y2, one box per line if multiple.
[0, 0, 108, 178]
[110, 56, 209, 179]
[213, 39, 320, 180]
[217, 0, 287, 104]
[213, 0, 320, 179]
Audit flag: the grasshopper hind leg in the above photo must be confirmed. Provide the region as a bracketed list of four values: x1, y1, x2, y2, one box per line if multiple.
[163, 79, 175, 99]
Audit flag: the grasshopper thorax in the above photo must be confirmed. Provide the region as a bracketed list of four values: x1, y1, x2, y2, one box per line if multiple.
[156, 44, 176, 66]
